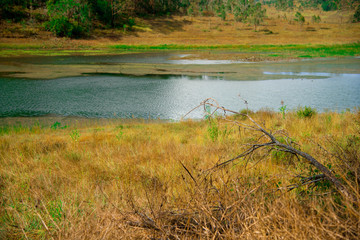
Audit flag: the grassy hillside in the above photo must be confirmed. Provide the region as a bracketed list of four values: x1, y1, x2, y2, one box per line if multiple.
[1, 110, 359, 239]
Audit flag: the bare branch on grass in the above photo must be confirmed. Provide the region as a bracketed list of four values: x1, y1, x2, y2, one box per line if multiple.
[186, 98, 353, 200]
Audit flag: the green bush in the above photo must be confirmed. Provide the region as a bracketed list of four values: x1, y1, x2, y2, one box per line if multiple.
[297, 106, 317, 118]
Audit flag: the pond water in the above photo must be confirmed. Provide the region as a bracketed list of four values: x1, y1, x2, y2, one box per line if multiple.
[0, 55, 359, 119]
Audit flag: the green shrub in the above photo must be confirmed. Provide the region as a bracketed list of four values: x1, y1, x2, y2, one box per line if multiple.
[297, 106, 317, 118]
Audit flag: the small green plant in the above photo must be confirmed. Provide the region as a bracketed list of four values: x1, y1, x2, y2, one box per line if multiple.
[207, 120, 219, 142]
[49, 200, 64, 223]
[325, 115, 332, 125]
[65, 151, 81, 162]
[297, 106, 316, 118]
[116, 125, 124, 140]
[70, 129, 80, 142]
[51, 121, 68, 130]
[279, 103, 287, 119]
[312, 15, 321, 23]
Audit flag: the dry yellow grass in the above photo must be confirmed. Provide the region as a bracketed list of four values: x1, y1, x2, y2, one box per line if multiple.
[1, 110, 359, 239]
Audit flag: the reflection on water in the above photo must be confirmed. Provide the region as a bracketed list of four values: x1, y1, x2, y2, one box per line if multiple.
[263, 72, 332, 77]
[0, 53, 250, 65]
[0, 73, 359, 119]
[168, 59, 249, 64]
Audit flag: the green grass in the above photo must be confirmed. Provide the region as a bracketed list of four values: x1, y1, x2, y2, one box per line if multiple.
[109, 42, 360, 54]
[1, 42, 359, 58]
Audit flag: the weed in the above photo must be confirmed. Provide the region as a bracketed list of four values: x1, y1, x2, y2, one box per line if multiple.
[279, 105, 287, 119]
[116, 125, 124, 140]
[51, 121, 68, 130]
[207, 120, 219, 142]
[49, 200, 64, 223]
[70, 129, 80, 142]
[312, 15, 321, 23]
[297, 106, 316, 118]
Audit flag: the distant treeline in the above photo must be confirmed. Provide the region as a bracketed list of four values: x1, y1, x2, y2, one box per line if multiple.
[0, 0, 359, 38]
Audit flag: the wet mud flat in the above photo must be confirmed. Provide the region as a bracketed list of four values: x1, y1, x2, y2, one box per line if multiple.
[0, 53, 359, 80]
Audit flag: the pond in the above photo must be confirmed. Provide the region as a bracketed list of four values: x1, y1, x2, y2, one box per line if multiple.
[0, 54, 359, 120]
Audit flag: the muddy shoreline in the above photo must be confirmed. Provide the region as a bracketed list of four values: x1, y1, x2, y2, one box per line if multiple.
[1, 54, 359, 80]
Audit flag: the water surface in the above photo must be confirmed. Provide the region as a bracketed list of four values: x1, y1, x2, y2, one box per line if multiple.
[0, 71, 359, 119]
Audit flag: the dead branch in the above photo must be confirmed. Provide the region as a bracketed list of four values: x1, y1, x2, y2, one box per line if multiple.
[286, 174, 326, 191]
[185, 98, 353, 200]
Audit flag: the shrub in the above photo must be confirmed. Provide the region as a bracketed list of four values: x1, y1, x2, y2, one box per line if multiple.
[297, 106, 317, 118]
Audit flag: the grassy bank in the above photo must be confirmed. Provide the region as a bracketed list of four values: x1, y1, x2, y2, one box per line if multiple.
[110, 43, 360, 59]
[1, 42, 359, 60]
[1, 110, 359, 239]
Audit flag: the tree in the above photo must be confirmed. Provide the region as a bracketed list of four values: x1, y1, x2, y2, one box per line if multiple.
[353, 4, 360, 22]
[232, 0, 253, 22]
[45, 0, 91, 38]
[248, 2, 266, 31]
[216, 2, 227, 21]
[294, 11, 305, 25]
[275, 0, 294, 10]
[0, 0, 28, 22]
[321, 0, 338, 11]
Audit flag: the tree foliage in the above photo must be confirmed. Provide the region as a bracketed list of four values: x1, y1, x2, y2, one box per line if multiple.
[354, 4, 360, 22]
[45, 0, 91, 37]
[1, 0, 354, 38]
[248, 2, 266, 30]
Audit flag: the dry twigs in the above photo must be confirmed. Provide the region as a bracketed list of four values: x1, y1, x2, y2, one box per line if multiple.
[185, 98, 353, 200]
